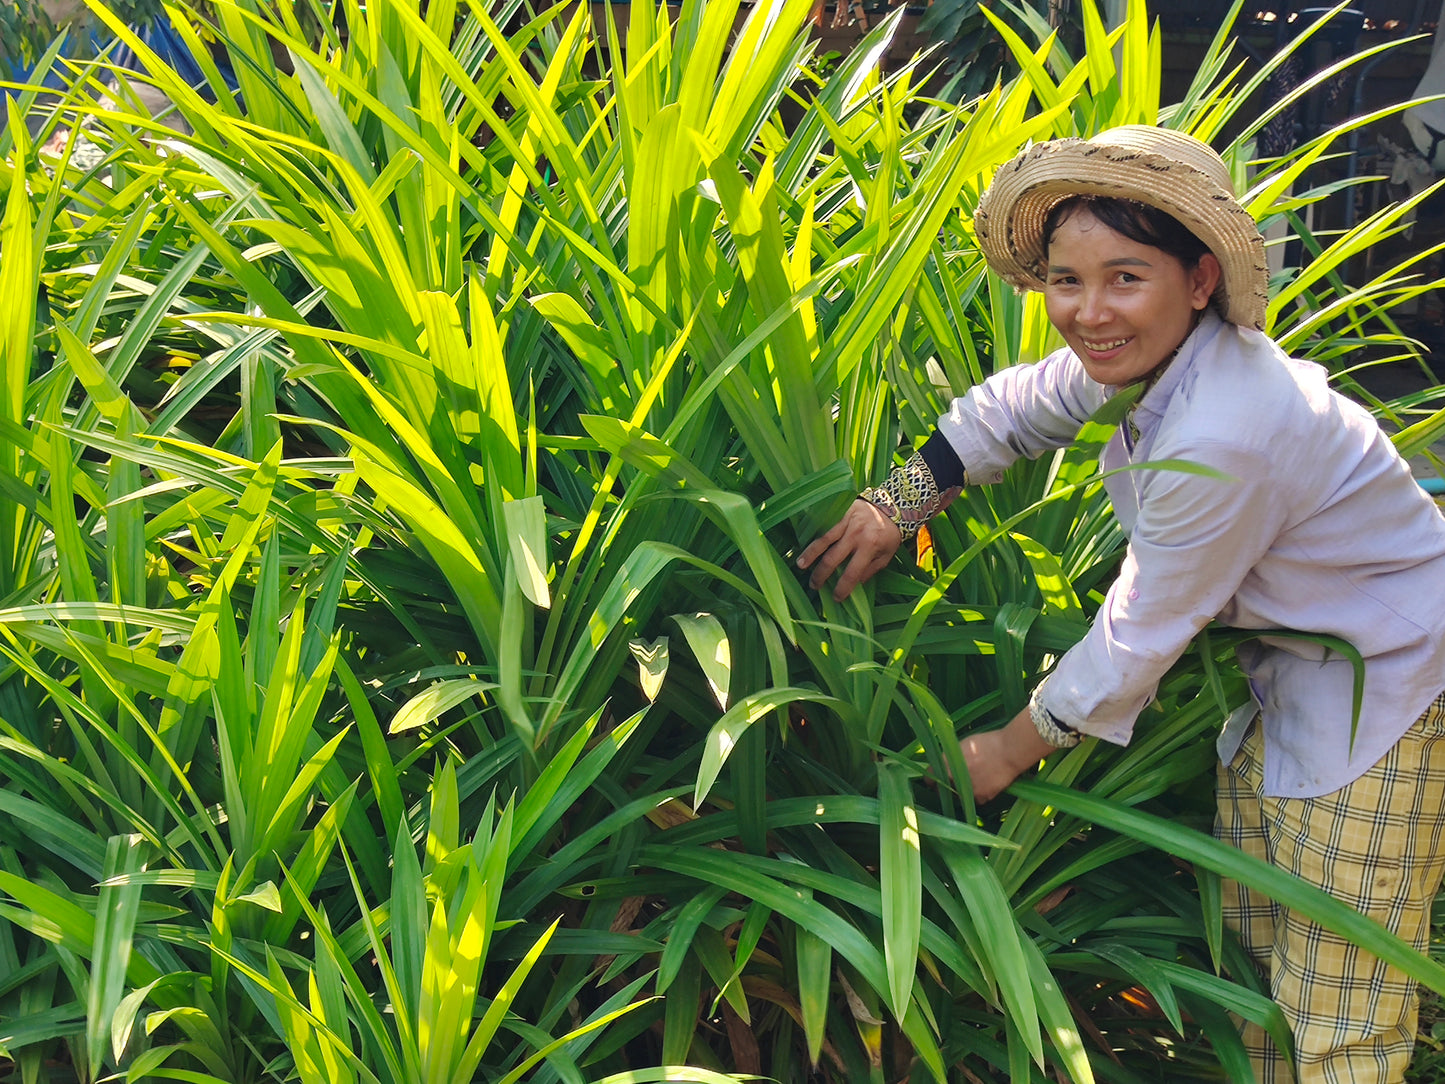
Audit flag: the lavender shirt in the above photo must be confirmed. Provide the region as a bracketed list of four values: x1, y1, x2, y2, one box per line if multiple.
[936, 312, 1445, 798]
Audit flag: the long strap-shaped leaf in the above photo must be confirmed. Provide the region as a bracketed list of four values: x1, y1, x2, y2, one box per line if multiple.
[1010, 777, 1445, 996]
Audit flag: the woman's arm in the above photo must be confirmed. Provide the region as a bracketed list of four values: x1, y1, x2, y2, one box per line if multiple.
[960, 703, 1059, 803]
[935, 350, 1104, 484]
[801, 350, 1102, 598]
[1042, 437, 1288, 741]
[797, 432, 965, 599]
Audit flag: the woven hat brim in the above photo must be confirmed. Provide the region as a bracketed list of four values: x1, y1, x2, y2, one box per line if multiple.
[975, 139, 1269, 330]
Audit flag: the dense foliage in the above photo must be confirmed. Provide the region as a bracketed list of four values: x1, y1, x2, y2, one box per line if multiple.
[2, 0, 1445, 1081]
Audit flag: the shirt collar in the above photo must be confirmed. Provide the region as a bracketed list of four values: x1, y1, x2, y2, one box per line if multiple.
[1130, 310, 1225, 428]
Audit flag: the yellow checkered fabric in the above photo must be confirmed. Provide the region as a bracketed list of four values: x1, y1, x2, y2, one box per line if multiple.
[1215, 690, 1445, 1083]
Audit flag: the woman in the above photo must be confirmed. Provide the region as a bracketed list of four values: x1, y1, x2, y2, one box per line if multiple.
[798, 125, 1445, 1083]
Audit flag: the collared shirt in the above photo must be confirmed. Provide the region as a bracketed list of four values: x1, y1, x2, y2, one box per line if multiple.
[935, 311, 1445, 797]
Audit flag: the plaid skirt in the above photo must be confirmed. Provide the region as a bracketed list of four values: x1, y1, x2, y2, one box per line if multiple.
[1215, 690, 1445, 1083]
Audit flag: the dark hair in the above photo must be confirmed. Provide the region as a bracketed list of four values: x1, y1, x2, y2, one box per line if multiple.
[1042, 195, 1211, 269]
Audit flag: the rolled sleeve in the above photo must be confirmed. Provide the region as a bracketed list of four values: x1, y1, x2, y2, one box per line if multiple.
[935, 351, 1105, 483]
[1041, 439, 1291, 742]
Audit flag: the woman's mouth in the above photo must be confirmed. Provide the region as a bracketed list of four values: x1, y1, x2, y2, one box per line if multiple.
[1081, 337, 1131, 356]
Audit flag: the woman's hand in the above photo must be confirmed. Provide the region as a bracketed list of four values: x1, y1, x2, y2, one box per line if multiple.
[959, 706, 1057, 803]
[797, 499, 903, 600]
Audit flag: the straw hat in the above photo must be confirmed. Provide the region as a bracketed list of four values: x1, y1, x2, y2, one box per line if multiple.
[974, 126, 1269, 331]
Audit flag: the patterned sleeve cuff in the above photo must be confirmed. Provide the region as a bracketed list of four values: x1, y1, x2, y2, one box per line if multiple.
[859, 451, 962, 540]
[1029, 682, 1081, 749]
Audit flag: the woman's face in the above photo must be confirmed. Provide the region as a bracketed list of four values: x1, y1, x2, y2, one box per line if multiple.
[1043, 208, 1222, 387]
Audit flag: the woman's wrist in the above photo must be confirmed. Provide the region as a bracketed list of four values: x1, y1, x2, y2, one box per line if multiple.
[859, 440, 965, 541]
[859, 452, 937, 540]
[1028, 682, 1081, 749]
[997, 705, 1060, 774]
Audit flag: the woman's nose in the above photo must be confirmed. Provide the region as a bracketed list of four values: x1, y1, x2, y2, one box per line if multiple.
[1076, 285, 1110, 324]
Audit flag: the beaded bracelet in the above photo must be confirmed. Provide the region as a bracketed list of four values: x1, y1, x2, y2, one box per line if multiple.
[1029, 683, 1081, 749]
[859, 452, 945, 541]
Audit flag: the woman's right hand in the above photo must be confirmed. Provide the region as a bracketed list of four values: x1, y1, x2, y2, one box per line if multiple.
[796, 499, 903, 600]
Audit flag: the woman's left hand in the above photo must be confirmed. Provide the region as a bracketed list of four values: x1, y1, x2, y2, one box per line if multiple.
[959, 706, 1057, 803]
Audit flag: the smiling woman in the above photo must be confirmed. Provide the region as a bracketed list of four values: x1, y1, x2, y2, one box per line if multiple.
[1040, 200, 1218, 387]
[797, 124, 1445, 1084]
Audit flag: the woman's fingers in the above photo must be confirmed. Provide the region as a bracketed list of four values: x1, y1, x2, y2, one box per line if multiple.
[797, 501, 902, 597]
[832, 548, 887, 600]
[799, 528, 854, 591]
[797, 515, 849, 571]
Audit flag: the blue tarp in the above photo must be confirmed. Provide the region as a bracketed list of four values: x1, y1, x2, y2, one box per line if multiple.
[2, 18, 239, 110]
[109, 20, 238, 92]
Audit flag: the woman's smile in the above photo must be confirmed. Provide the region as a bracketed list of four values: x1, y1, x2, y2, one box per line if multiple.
[1080, 337, 1131, 356]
